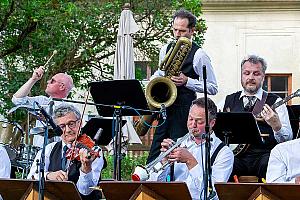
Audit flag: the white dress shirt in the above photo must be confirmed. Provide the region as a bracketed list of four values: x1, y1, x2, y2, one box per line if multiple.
[218, 88, 293, 143]
[266, 138, 300, 183]
[0, 145, 11, 178]
[148, 133, 234, 200]
[12, 95, 62, 147]
[27, 141, 105, 195]
[151, 43, 218, 95]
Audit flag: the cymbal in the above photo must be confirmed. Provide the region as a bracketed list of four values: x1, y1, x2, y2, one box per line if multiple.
[30, 127, 57, 138]
[8, 104, 40, 115]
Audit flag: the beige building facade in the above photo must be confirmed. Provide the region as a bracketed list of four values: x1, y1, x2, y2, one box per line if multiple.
[201, 0, 300, 104]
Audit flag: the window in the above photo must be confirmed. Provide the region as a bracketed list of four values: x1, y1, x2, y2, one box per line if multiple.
[263, 74, 292, 101]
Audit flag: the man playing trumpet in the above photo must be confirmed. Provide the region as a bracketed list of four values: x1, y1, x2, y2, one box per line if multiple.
[147, 97, 234, 200]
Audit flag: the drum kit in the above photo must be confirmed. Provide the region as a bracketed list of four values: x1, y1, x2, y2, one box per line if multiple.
[0, 120, 41, 178]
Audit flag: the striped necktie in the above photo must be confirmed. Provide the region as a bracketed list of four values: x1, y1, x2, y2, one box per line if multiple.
[244, 96, 256, 112]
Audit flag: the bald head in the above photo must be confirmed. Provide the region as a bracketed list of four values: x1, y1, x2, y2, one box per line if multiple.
[45, 73, 74, 98]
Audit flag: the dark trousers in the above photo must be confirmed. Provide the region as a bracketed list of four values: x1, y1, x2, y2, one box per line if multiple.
[147, 104, 190, 164]
[231, 151, 270, 179]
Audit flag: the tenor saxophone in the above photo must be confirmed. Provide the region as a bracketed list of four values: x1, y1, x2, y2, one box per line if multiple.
[134, 37, 192, 136]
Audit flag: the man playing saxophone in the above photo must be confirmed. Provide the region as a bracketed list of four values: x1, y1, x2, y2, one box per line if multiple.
[148, 97, 234, 200]
[147, 9, 218, 164]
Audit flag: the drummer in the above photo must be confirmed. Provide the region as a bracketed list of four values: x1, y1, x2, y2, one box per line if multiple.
[0, 145, 11, 178]
[12, 66, 74, 148]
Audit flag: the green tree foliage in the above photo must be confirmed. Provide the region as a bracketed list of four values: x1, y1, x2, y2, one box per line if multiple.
[101, 152, 148, 180]
[0, 0, 206, 118]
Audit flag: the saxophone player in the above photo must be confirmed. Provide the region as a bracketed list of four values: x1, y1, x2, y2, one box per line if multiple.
[148, 98, 234, 200]
[147, 9, 218, 164]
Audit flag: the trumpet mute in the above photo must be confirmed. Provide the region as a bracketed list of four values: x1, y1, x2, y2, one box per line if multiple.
[132, 165, 149, 181]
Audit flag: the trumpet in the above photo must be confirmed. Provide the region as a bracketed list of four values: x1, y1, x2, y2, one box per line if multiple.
[132, 131, 193, 181]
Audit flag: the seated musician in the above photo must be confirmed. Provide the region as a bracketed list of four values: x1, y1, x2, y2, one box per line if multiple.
[0, 145, 11, 178]
[148, 97, 234, 200]
[218, 55, 293, 180]
[266, 137, 300, 183]
[27, 103, 105, 200]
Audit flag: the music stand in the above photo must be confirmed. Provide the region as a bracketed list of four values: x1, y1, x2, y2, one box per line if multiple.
[213, 112, 263, 145]
[0, 178, 81, 200]
[89, 80, 150, 181]
[215, 182, 300, 200]
[287, 105, 300, 139]
[99, 181, 192, 200]
[81, 117, 127, 145]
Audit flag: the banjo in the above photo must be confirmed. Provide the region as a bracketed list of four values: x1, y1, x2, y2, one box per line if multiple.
[231, 89, 300, 156]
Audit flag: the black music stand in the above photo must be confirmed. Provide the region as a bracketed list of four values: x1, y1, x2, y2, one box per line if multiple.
[213, 112, 263, 145]
[89, 80, 150, 181]
[287, 105, 300, 139]
[81, 117, 127, 145]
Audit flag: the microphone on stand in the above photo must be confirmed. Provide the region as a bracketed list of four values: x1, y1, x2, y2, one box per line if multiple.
[160, 104, 167, 120]
[35, 101, 63, 136]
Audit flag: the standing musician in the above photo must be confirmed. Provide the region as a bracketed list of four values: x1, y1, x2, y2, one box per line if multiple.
[218, 55, 293, 180]
[147, 9, 218, 164]
[148, 97, 234, 200]
[12, 66, 74, 147]
[0, 145, 11, 178]
[27, 104, 105, 200]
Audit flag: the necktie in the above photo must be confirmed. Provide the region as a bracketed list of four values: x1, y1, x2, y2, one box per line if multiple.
[244, 96, 256, 111]
[61, 145, 68, 171]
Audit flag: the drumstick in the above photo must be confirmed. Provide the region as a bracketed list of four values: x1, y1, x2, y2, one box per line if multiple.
[42, 50, 57, 70]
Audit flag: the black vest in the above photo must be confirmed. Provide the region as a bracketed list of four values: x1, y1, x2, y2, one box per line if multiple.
[48, 142, 101, 200]
[166, 41, 199, 106]
[223, 91, 279, 153]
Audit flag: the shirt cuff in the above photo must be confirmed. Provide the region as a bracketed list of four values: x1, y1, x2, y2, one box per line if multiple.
[189, 163, 202, 178]
[79, 169, 93, 180]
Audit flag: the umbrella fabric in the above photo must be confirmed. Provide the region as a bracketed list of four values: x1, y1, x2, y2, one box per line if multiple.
[113, 9, 139, 80]
[107, 9, 141, 155]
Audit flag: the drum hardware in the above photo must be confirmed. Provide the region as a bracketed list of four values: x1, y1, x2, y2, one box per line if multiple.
[29, 126, 56, 138]
[0, 120, 23, 161]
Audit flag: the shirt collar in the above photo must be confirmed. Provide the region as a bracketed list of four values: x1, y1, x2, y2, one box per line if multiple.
[239, 87, 264, 101]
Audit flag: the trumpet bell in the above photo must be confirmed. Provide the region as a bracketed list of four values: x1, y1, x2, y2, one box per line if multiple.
[146, 77, 177, 109]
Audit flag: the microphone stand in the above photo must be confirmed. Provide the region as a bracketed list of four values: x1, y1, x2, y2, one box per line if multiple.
[202, 65, 215, 200]
[34, 107, 49, 200]
[113, 104, 123, 181]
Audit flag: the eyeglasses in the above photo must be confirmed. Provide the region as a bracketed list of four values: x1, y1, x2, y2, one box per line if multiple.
[48, 78, 64, 85]
[58, 120, 79, 130]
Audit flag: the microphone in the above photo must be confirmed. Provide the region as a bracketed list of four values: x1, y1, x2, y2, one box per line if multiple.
[35, 101, 63, 136]
[160, 104, 167, 120]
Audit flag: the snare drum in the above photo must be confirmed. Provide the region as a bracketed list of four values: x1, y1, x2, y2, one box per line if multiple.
[0, 121, 23, 160]
[17, 144, 40, 162]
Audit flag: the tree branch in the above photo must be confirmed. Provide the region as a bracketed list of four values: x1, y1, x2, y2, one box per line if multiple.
[0, 0, 15, 32]
[0, 20, 37, 59]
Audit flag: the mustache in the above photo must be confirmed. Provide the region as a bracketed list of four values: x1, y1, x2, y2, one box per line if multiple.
[246, 80, 256, 84]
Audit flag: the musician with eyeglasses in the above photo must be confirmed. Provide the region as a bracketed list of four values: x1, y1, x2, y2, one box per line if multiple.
[148, 97, 234, 200]
[12, 65, 74, 147]
[27, 103, 105, 200]
[218, 55, 293, 181]
[147, 9, 218, 165]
